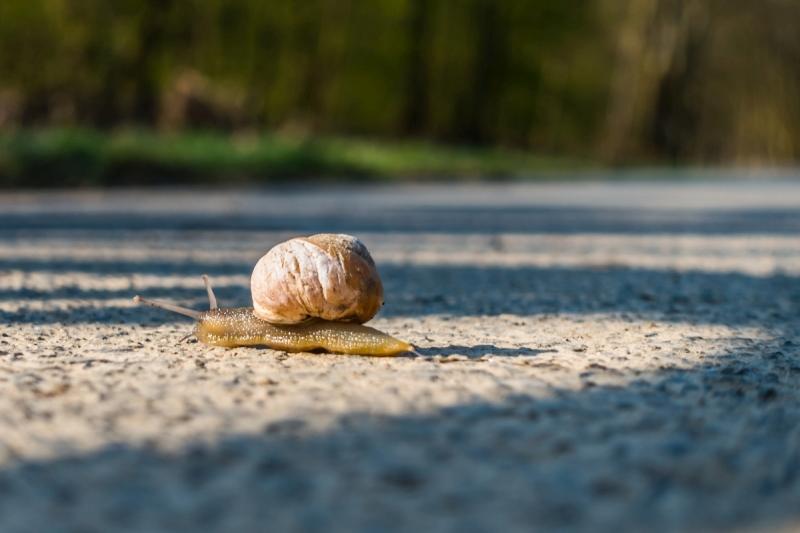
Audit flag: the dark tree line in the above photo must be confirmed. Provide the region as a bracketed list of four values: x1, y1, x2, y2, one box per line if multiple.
[0, 0, 799, 163]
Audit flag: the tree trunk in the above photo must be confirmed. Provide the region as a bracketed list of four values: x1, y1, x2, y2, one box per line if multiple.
[402, 0, 431, 135]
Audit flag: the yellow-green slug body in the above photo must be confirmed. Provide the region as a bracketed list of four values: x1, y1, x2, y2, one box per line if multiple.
[196, 307, 412, 356]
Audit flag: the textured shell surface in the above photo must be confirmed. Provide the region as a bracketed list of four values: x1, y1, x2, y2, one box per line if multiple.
[251, 233, 384, 324]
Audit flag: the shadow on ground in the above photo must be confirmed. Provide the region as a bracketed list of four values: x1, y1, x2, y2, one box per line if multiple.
[2, 205, 800, 234]
[0, 337, 798, 532]
[414, 345, 558, 358]
[2, 263, 797, 331]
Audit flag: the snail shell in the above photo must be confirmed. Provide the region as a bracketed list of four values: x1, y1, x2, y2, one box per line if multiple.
[251, 233, 384, 325]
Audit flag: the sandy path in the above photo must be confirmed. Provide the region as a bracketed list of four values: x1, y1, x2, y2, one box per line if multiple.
[1, 180, 799, 532]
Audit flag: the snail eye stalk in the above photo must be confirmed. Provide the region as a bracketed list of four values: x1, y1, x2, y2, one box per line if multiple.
[132, 295, 201, 319]
[202, 274, 218, 310]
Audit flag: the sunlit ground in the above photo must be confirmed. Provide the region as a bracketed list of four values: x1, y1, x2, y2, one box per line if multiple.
[1, 179, 799, 532]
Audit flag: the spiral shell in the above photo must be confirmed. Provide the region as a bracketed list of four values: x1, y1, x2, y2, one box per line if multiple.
[251, 233, 384, 325]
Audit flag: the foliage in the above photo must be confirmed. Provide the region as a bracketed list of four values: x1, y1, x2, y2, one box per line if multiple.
[0, 0, 799, 169]
[0, 129, 581, 187]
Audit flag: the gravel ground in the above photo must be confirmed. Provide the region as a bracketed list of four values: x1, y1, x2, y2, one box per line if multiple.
[1, 180, 799, 532]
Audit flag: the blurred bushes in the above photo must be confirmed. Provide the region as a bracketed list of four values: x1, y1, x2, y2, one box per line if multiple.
[0, 129, 575, 186]
[0, 0, 799, 166]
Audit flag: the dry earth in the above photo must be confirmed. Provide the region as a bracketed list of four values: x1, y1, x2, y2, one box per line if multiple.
[1, 180, 799, 532]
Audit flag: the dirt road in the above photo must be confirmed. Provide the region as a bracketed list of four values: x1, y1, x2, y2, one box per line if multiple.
[1, 180, 799, 532]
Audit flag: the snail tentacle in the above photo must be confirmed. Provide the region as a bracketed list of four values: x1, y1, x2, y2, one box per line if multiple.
[132, 295, 201, 319]
[202, 274, 218, 310]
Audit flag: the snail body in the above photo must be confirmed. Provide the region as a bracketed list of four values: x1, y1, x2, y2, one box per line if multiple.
[194, 307, 411, 356]
[134, 234, 412, 357]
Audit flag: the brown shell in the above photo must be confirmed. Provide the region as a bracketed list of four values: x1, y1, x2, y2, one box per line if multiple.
[251, 234, 384, 324]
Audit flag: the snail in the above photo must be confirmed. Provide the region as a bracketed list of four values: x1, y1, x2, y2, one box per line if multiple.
[133, 233, 413, 356]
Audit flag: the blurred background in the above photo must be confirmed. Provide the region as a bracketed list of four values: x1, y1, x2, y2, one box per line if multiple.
[1, 0, 799, 186]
